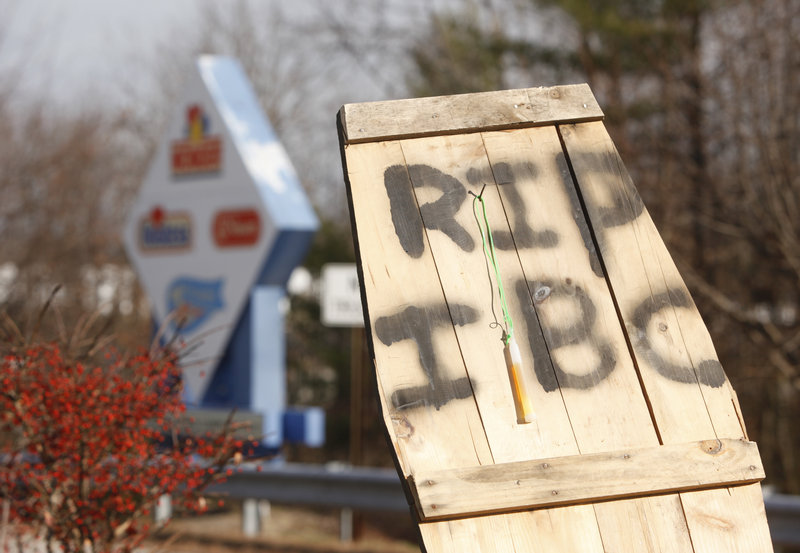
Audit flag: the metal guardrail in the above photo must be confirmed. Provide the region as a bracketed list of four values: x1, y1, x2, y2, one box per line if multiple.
[210, 464, 800, 547]
[208, 463, 409, 512]
[766, 493, 800, 549]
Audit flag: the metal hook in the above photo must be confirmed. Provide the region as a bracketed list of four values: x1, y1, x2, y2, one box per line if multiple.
[468, 183, 487, 200]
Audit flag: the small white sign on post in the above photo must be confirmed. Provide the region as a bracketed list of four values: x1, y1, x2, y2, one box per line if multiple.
[321, 264, 364, 327]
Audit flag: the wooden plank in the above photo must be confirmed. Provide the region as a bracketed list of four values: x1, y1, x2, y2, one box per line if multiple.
[592, 498, 697, 553]
[345, 139, 523, 552]
[419, 507, 606, 552]
[501, 508, 605, 552]
[344, 139, 491, 473]
[339, 84, 603, 145]
[559, 121, 774, 552]
[395, 133, 579, 464]
[480, 126, 657, 449]
[681, 485, 772, 553]
[410, 439, 764, 520]
[479, 126, 695, 552]
[397, 133, 605, 551]
[341, 94, 772, 552]
[557, 121, 741, 442]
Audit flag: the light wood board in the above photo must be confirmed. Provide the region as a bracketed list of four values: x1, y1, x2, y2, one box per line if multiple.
[338, 85, 773, 553]
[340, 84, 602, 144]
[411, 439, 763, 520]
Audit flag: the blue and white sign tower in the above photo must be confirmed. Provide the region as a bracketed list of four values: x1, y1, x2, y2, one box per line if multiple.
[123, 56, 318, 451]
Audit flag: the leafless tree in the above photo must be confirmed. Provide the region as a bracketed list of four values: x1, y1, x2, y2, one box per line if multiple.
[692, 0, 800, 493]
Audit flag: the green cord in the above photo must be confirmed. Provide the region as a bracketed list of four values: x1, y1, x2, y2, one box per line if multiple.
[472, 191, 514, 345]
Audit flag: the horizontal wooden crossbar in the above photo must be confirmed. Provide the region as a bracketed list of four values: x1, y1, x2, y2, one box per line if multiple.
[408, 439, 764, 521]
[339, 84, 603, 145]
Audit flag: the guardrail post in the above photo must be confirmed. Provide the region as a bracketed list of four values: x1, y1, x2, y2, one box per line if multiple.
[339, 508, 354, 541]
[155, 494, 172, 525]
[242, 498, 261, 536]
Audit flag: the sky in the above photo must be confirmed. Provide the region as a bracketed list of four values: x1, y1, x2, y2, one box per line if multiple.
[1, 0, 382, 212]
[0, 0, 474, 215]
[1, 0, 430, 111]
[3, 0, 200, 105]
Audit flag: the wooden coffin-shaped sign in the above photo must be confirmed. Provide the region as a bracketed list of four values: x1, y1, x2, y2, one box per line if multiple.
[337, 85, 773, 552]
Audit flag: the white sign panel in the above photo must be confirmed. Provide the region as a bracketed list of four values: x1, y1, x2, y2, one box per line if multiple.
[321, 264, 364, 327]
[123, 56, 310, 403]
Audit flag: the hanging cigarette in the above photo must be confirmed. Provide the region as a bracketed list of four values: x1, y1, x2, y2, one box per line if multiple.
[504, 336, 535, 424]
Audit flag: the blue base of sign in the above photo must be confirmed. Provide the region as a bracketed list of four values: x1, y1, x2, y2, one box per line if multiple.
[256, 228, 318, 286]
[157, 282, 325, 452]
[202, 285, 287, 449]
[202, 296, 259, 410]
[283, 407, 325, 447]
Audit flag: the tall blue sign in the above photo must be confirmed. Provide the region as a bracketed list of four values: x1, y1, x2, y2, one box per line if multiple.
[123, 56, 318, 450]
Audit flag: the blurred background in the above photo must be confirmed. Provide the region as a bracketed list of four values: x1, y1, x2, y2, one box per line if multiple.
[0, 0, 797, 546]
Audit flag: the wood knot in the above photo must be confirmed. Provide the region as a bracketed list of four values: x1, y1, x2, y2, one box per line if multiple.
[701, 439, 723, 455]
[534, 286, 551, 304]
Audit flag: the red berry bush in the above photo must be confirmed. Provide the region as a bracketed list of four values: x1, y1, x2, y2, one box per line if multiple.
[0, 306, 247, 553]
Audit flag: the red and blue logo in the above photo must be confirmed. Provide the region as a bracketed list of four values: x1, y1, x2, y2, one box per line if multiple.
[171, 104, 222, 175]
[138, 206, 192, 253]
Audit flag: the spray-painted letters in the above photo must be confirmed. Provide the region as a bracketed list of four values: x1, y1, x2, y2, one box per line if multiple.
[377, 153, 725, 411]
[374, 303, 478, 409]
[631, 288, 726, 388]
[516, 279, 616, 391]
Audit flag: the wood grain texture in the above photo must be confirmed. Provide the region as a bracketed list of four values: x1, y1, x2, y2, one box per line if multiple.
[340, 84, 603, 144]
[410, 439, 764, 520]
[398, 133, 605, 551]
[339, 89, 772, 552]
[480, 126, 658, 449]
[395, 133, 578, 462]
[558, 121, 740, 441]
[346, 139, 510, 552]
[560, 121, 774, 552]
[479, 126, 693, 552]
[344, 140, 492, 473]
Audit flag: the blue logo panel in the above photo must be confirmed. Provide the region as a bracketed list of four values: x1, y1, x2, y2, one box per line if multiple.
[167, 277, 225, 333]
